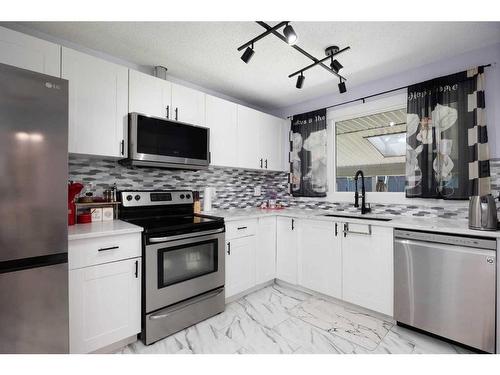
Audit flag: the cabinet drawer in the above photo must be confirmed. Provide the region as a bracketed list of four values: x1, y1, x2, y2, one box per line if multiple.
[226, 219, 257, 239]
[69, 233, 141, 270]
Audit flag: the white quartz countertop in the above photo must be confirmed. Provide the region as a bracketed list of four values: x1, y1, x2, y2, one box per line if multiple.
[204, 208, 500, 239]
[68, 220, 143, 241]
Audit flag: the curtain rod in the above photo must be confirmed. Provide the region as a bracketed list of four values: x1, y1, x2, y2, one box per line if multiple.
[288, 63, 493, 119]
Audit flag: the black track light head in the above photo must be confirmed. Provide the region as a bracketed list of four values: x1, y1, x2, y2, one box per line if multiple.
[338, 79, 347, 94]
[241, 45, 255, 64]
[296, 73, 305, 89]
[283, 23, 298, 45]
[330, 59, 343, 73]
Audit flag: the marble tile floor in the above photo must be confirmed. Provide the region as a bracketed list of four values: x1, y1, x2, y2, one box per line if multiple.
[118, 283, 472, 354]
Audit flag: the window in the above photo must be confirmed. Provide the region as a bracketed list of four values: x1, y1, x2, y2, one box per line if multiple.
[335, 107, 407, 193]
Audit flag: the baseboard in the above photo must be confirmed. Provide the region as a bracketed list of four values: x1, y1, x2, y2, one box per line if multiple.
[91, 334, 138, 354]
[225, 280, 275, 304]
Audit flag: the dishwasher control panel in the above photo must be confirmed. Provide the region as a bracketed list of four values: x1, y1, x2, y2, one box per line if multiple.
[394, 229, 497, 250]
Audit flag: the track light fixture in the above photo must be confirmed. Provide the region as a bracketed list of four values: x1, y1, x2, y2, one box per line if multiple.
[238, 22, 351, 91]
[283, 23, 298, 45]
[338, 78, 347, 94]
[241, 43, 254, 64]
[330, 59, 343, 73]
[296, 72, 305, 89]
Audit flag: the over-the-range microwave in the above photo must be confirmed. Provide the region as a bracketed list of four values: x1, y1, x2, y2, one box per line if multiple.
[122, 112, 210, 170]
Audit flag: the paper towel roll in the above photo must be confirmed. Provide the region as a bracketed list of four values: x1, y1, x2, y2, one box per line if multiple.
[203, 187, 215, 212]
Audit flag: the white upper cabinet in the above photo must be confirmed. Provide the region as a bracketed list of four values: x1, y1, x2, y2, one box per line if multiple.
[129, 69, 172, 119]
[0, 26, 60, 77]
[276, 216, 298, 285]
[342, 223, 394, 316]
[259, 113, 283, 171]
[298, 219, 342, 299]
[62, 47, 128, 157]
[171, 83, 206, 126]
[237, 105, 262, 169]
[205, 95, 238, 167]
[237, 105, 284, 171]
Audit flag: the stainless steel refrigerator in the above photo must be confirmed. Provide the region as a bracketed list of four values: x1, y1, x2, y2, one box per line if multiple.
[0, 62, 69, 353]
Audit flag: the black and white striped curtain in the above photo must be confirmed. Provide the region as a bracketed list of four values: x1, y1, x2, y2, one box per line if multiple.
[467, 66, 491, 196]
[405, 66, 491, 199]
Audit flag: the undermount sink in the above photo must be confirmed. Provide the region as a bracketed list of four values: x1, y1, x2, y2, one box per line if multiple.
[321, 213, 392, 222]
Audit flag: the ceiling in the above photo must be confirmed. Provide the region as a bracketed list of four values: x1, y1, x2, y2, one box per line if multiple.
[336, 108, 406, 169]
[13, 21, 500, 112]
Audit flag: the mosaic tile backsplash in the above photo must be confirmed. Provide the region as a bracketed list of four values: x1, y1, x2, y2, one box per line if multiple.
[69, 156, 500, 220]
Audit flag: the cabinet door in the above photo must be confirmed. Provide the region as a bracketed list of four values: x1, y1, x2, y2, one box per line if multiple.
[205, 95, 238, 167]
[342, 224, 394, 316]
[69, 258, 141, 353]
[171, 83, 205, 126]
[298, 220, 342, 298]
[236, 105, 262, 169]
[62, 47, 128, 157]
[259, 113, 283, 171]
[276, 217, 298, 284]
[225, 236, 256, 298]
[0, 26, 60, 77]
[256, 217, 276, 284]
[129, 69, 171, 119]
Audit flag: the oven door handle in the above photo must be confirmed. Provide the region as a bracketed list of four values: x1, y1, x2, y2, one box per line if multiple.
[148, 288, 224, 320]
[149, 237, 170, 243]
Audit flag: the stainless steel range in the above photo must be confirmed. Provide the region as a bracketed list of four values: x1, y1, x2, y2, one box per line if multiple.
[119, 190, 225, 345]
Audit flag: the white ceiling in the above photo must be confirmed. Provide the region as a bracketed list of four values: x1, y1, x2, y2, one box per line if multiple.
[15, 21, 500, 112]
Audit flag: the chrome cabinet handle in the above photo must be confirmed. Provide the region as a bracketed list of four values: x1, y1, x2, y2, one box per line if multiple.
[343, 223, 348, 237]
[237, 226, 247, 230]
[265, 159, 268, 169]
[135, 260, 138, 278]
[175, 107, 178, 121]
[260, 158, 263, 168]
[335, 223, 338, 237]
[166, 105, 169, 119]
[98, 246, 119, 252]
[291, 219, 295, 231]
[120, 140, 125, 156]
[227, 242, 231, 255]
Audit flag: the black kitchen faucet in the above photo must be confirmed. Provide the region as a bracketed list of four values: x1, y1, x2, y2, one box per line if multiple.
[354, 170, 371, 214]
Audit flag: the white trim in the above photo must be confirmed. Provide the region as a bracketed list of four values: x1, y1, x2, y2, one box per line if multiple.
[326, 92, 467, 207]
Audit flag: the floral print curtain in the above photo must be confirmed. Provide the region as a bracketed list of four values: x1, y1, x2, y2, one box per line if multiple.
[290, 109, 327, 197]
[405, 68, 489, 199]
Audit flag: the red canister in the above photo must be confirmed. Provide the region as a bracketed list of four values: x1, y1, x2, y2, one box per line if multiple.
[77, 213, 92, 224]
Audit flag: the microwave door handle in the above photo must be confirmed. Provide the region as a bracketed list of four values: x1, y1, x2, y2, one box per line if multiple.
[149, 237, 169, 243]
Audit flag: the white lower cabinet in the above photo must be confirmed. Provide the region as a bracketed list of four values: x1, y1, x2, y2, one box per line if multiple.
[298, 219, 342, 299]
[69, 257, 141, 353]
[341, 223, 394, 316]
[225, 235, 256, 298]
[276, 217, 298, 285]
[256, 217, 276, 284]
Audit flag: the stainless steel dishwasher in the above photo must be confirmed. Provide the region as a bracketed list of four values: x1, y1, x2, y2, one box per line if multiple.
[394, 229, 496, 353]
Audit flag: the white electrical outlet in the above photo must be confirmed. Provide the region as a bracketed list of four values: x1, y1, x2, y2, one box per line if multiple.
[254, 186, 262, 196]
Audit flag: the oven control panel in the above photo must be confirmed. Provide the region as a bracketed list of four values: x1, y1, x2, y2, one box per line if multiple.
[120, 190, 193, 207]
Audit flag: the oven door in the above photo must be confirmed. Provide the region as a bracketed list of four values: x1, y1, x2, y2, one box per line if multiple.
[145, 228, 225, 313]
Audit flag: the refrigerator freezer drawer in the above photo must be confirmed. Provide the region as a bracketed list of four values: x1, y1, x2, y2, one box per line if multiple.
[0, 262, 69, 353]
